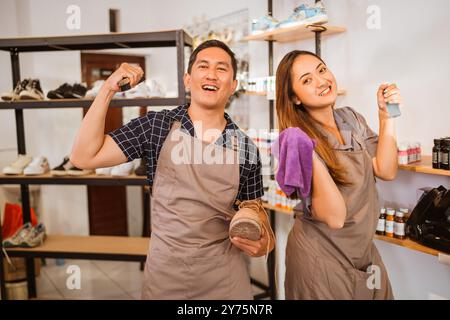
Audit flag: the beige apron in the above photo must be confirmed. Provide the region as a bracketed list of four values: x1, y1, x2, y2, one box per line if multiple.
[142, 121, 253, 300]
[285, 128, 394, 300]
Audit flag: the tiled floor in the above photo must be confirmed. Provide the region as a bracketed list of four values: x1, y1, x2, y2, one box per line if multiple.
[35, 259, 143, 299]
[33, 259, 265, 300]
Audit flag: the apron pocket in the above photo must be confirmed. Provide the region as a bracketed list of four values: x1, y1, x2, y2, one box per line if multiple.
[316, 256, 377, 300]
[186, 253, 232, 300]
[142, 251, 188, 299]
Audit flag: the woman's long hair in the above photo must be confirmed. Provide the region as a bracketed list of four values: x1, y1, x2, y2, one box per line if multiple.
[276, 50, 350, 186]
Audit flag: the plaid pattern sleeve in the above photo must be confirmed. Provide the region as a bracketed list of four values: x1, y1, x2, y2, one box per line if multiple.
[108, 109, 173, 185]
[236, 133, 264, 201]
[108, 116, 148, 162]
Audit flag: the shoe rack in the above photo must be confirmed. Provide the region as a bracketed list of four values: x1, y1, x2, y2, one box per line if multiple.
[0, 30, 192, 300]
[241, 0, 347, 300]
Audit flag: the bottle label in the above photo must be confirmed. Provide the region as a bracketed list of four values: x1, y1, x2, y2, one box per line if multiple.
[385, 221, 394, 233]
[394, 222, 405, 236]
[433, 151, 438, 163]
[442, 152, 449, 165]
[376, 219, 386, 232]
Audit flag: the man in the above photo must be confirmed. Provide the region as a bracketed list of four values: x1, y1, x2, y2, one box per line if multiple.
[70, 40, 275, 299]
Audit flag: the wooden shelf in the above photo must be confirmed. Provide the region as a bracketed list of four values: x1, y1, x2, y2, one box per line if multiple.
[398, 155, 450, 177]
[373, 235, 446, 257]
[243, 89, 346, 97]
[0, 173, 147, 186]
[5, 235, 150, 261]
[0, 97, 183, 110]
[263, 202, 293, 215]
[243, 24, 346, 43]
[264, 202, 447, 257]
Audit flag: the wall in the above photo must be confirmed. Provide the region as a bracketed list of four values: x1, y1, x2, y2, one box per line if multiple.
[1, 0, 449, 299]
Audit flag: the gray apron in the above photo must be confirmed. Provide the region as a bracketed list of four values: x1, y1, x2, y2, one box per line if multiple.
[142, 121, 253, 300]
[285, 123, 394, 300]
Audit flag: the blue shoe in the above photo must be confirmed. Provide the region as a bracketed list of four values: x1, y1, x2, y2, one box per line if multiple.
[279, 1, 328, 29]
[251, 15, 279, 35]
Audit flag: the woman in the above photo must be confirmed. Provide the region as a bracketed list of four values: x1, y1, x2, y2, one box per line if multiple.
[276, 50, 402, 299]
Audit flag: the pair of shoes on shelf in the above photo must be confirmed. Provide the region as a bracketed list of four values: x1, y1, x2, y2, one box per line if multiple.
[2, 155, 50, 175]
[95, 161, 135, 177]
[51, 156, 93, 176]
[278, 1, 328, 28]
[23, 156, 50, 175]
[85, 79, 165, 99]
[251, 0, 327, 34]
[2, 222, 46, 248]
[47, 83, 87, 99]
[1, 79, 44, 101]
[2, 154, 33, 175]
[85, 80, 125, 99]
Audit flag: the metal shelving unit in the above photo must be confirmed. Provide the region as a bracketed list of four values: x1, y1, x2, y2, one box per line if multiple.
[0, 30, 192, 300]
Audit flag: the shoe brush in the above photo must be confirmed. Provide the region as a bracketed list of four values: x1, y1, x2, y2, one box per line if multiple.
[118, 76, 145, 92]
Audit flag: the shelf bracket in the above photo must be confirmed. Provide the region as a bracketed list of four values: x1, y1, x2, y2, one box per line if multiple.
[307, 24, 327, 58]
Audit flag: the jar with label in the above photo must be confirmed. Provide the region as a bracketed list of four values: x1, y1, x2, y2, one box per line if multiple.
[432, 139, 441, 169]
[441, 139, 450, 170]
[394, 211, 406, 239]
[385, 208, 395, 237]
[399, 208, 409, 220]
[376, 208, 386, 235]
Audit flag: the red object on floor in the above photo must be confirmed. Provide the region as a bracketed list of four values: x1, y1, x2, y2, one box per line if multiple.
[1, 203, 38, 239]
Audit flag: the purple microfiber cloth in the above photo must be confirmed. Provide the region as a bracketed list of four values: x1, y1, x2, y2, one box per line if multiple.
[271, 127, 316, 199]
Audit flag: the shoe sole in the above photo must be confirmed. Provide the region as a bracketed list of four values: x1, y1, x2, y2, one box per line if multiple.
[51, 170, 68, 176]
[229, 218, 261, 241]
[24, 171, 46, 175]
[279, 16, 328, 29]
[19, 94, 43, 100]
[67, 171, 92, 176]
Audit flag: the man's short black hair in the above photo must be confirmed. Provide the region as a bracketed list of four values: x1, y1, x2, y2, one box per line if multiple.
[187, 40, 237, 80]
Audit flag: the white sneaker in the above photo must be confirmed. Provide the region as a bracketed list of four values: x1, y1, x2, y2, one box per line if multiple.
[146, 79, 165, 98]
[85, 80, 104, 99]
[3, 155, 33, 175]
[23, 156, 50, 175]
[95, 166, 113, 175]
[111, 162, 135, 176]
[125, 82, 149, 99]
[86, 80, 124, 99]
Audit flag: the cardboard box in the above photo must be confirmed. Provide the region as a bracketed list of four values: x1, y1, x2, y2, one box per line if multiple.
[3, 257, 41, 282]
